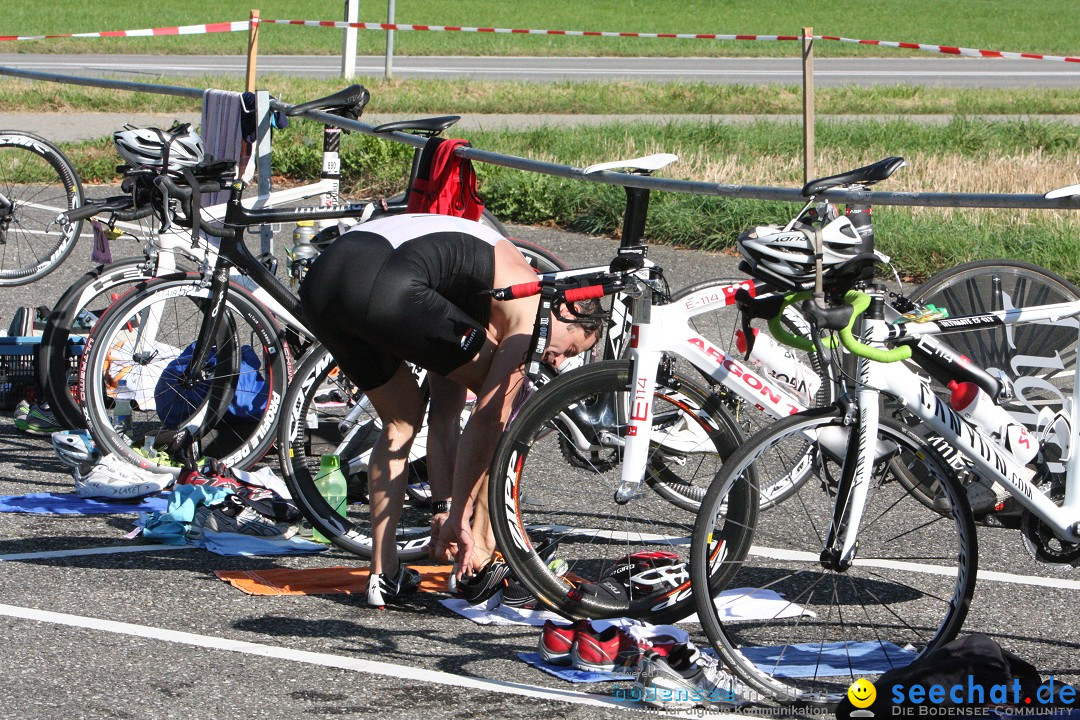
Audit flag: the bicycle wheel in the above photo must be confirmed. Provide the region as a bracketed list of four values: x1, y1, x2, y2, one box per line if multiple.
[691, 409, 977, 705]
[80, 274, 292, 475]
[907, 260, 1080, 507]
[0, 131, 84, 286]
[489, 359, 747, 624]
[278, 344, 435, 560]
[670, 279, 834, 509]
[39, 258, 176, 431]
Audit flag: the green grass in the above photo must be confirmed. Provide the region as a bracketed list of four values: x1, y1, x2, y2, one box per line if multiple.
[6, 0, 1078, 57]
[5, 75, 1080, 116]
[57, 117, 1080, 283]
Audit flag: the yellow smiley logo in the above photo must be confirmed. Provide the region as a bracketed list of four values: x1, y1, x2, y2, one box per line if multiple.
[848, 678, 877, 708]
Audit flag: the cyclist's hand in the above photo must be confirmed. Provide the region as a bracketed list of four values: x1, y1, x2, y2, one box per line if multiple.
[436, 517, 474, 579]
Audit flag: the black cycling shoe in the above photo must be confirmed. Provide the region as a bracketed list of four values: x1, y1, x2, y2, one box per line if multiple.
[458, 553, 511, 605]
[367, 564, 421, 609]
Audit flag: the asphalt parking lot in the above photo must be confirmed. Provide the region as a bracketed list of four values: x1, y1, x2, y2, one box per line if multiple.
[0, 215, 1077, 720]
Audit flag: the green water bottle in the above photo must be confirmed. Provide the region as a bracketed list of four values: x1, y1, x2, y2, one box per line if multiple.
[312, 454, 347, 544]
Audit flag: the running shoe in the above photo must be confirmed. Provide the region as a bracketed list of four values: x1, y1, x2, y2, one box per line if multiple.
[635, 643, 762, 710]
[457, 553, 512, 605]
[201, 496, 296, 539]
[366, 564, 421, 609]
[539, 619, 589, 665]
[15, 402, 62, 434]
[12, 399, 30, 430]
[570, 624, 620, 673]
[500, 575, 539, 610]
[74, 454, 173, 499]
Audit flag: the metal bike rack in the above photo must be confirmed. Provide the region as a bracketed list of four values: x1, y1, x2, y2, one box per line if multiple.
[3, 64, 1079, 212]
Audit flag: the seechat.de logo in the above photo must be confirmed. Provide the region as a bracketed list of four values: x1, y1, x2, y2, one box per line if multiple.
[849, 678, 878, 717]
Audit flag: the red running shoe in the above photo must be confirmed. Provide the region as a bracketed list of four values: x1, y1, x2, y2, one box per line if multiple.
[570, 624, 620, 673]
[539, 619, 588, 665]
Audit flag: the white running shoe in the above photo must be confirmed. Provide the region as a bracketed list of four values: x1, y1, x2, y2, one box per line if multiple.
[635, 643, 763, 710]
[74, 454, 172, 499]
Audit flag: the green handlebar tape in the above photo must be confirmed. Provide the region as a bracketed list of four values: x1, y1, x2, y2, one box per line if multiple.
[767, 292, 817, 352]
[838, 291, 912, 363]
[766, 291, 911, 363]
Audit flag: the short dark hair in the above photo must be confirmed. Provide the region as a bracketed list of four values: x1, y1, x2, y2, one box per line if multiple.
[558, 298, 605, 340]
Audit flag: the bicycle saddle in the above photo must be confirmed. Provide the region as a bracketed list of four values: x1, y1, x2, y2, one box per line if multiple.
[372, 116, 461, 135]
[801, 156, 906, 196]
[286, 84, 371, 118]
[582, 153, 679, 175]
[1045, 184, 1080, 200]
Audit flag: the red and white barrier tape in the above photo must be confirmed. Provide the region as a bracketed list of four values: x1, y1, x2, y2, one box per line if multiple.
[261, 19, 1080, 63]
[0, 21, 249, 42]
[818, 34, 1080, 64]
[259, 18, 800, 42]
[4, 16, 1077, 65]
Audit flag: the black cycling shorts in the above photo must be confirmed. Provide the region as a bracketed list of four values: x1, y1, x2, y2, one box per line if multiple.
[299, 217, 498, 390]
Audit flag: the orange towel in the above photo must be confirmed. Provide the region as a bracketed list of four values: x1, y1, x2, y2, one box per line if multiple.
[214, 564, 453, 596]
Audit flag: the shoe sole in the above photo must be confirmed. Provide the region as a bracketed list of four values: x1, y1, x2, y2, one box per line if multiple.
[539, 646, 573, 665]
[570, 645, 616, 673]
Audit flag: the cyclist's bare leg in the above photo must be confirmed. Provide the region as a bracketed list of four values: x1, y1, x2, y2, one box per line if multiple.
[363, 363, 426, 576]
[426, 375, 467, 560]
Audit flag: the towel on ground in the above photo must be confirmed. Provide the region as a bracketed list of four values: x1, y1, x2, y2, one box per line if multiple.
[215, 564, 453, 595]
[0, 492, 168, 515]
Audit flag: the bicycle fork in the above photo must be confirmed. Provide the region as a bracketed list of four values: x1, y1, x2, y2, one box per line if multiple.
[617, 281, 661, 504]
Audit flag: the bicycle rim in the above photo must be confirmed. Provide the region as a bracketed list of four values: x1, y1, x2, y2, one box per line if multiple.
[490, 359, 745, 624]
[0, 131, 83, 285]
[278, 345, 432, 560]
[80, 275, 291, 474]
[692, 410, 977, 705]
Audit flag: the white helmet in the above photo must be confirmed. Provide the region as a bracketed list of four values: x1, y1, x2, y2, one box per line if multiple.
[51, 430, 99, 471]
[113, 123, 205, 173]
[738, 215, 866, 287]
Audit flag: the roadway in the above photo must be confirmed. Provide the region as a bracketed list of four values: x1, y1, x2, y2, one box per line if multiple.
[2, 54, 1079, 88]
[0, 214, 1077, 719]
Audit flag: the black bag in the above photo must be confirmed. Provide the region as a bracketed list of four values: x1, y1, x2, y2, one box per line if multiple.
[836, 634, 1076, 719]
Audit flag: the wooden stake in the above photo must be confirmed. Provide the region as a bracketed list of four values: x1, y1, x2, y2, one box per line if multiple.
[246, 9, 260, 92]
[801, 26, 815, 186]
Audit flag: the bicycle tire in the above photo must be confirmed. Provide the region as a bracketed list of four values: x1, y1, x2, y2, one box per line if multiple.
[39, 258, 175, 431]
[79, 273, 292, 475]
[690, 408, 977, 705]
[489, 359, 747, 624]
[668, 278, 834, 509]
[0, 130, 84, 286]
[278, 343, 436, 560]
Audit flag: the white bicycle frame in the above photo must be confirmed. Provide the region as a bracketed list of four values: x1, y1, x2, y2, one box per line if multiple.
[617, 276, 811, 502]
[807, 294, 1080, 566]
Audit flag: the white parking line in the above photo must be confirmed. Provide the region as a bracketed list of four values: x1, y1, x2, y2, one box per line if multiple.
[0, 602, 709, 718]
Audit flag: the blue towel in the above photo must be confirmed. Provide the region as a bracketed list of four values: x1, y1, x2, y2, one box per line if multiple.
[142, 485, 231, 545]
[0, 492, 168, 515]
[741, 641, 916, 678]
[196, 531, 327, 557]
[518, 652, 633, 684]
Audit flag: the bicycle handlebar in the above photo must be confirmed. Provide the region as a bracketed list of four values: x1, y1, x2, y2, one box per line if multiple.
[490, 274, 628, 302]
[756, 290, 912, 363]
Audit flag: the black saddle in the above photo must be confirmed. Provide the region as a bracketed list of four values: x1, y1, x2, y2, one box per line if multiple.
[372, 116, 461, 136]
[802, 156, 906, 196]
[286, 85, 371, 119]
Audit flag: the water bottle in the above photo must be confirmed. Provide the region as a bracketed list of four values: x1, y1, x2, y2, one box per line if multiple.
[113, 378, 133, 438]
[948, 380, 1039, 465]
[287, 221, 319, 285]
[735, 328, 821, 406]
[312, 454, 348, 544]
